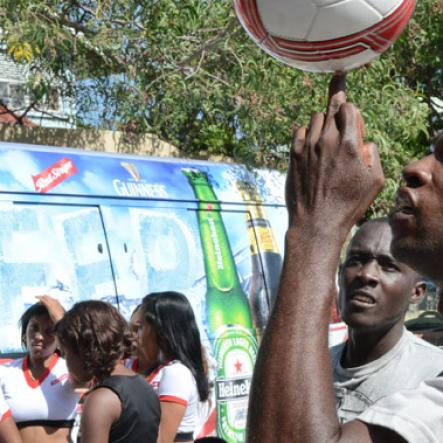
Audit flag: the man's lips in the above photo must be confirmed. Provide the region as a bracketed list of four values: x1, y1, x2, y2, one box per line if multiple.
[391, 189, 419, 226]
[349, 291, 376, 306]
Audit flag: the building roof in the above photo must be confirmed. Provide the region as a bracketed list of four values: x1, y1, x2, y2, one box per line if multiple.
[0, 105, 36, 127]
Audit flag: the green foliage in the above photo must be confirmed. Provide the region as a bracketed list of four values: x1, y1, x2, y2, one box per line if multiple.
[0, 0, 441, 215]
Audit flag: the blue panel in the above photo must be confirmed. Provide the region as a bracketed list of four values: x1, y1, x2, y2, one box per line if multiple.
[0, 142, 285, 205]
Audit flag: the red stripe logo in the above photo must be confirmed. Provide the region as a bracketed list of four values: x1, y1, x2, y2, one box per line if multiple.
[32, 158, 78, 193]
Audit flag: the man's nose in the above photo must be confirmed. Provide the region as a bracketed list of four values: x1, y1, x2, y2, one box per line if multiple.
[402, 157, 432, 188]
[358, 261, 379, 286]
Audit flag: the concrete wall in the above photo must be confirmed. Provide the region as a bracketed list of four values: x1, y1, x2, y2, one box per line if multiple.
[0, 123, 182, 158]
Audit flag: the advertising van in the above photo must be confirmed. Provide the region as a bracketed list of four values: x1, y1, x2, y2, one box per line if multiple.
[0, 141, 345, 442]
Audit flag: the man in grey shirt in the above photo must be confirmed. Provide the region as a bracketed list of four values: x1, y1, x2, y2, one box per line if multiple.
[247, 74, 443, 443]
[331, 217, 443, 423]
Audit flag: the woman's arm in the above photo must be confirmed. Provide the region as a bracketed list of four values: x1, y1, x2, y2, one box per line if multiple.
[81, 388, 121, 443]
[154, 363, 194, 443]
[157, 402, 187, 443]
[0, 415, 22, 443]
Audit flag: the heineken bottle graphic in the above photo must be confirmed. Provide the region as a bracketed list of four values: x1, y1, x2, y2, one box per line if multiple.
[238, 182, 282, 341]
[183, 169, 257, 443]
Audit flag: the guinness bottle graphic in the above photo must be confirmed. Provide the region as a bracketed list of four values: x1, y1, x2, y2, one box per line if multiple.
[238, 182, 282, 341]
[183, 169, 257, 443]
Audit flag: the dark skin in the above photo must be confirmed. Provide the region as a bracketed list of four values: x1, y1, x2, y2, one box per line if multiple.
[21, 305, 72, 443]
[390, 131, 443, 286]
[128, 307, 151, 375]
[0, 417, 22, 443]
[81, 381, 124, 443]
[60, 343, 133, 443]
[246, 74, 410, 442]
[339, 220, 426, 368]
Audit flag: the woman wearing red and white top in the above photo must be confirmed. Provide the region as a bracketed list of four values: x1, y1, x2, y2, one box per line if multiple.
[0, 389, 21, 443]
[0, 297, 80, 443]
[139, 292, 209, 443]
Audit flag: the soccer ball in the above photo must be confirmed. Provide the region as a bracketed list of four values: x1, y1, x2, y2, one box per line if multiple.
[234, 0, 416, 73]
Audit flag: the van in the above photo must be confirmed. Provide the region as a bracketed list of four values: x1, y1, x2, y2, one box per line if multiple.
[0, 141, 345, 442]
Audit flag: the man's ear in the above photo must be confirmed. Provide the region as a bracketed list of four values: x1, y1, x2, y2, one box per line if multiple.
[409, 281, 427, 305]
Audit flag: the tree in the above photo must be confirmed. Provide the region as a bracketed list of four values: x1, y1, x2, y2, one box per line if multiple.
[0, 0, 441, 214]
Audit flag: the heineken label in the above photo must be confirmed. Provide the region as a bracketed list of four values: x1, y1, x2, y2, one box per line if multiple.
[214, 326, 257, 443]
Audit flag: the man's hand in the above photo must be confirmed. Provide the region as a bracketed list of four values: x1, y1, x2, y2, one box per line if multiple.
[286, 73, 384, 237]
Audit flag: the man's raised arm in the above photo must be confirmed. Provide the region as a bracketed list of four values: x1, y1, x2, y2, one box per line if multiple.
[246, 74, 391, 443]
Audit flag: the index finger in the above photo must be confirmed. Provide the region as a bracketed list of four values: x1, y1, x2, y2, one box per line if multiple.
[326, 72, 347, 119]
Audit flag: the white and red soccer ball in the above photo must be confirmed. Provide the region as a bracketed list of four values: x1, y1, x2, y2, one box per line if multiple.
[234, 0, 416, 72]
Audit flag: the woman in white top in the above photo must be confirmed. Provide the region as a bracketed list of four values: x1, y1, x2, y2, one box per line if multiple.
[0, 297, 79, 443]
[139, 292, 209, 443]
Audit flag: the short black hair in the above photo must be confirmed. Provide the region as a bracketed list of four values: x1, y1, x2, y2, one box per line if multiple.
[19, 303, 50, 350]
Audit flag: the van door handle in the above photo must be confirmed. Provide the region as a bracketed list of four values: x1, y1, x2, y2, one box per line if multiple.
[97, 243, 103, 253]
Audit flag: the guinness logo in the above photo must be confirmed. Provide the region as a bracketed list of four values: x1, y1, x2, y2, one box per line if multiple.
[121, 162, 140, 181]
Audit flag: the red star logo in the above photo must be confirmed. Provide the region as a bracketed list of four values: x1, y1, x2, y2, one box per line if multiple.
[234, 359, 243, 373]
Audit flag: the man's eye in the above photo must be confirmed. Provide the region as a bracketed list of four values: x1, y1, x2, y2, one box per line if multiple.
[380, 261, 399, 272]
[345, 257, 361, 266]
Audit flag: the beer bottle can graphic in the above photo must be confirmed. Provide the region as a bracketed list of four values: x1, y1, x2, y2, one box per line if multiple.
[183, 168, 258, 442]
[214, 325, 257, 442]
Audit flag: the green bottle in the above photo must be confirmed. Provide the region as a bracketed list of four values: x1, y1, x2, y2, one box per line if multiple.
[183, 169, 257, 443]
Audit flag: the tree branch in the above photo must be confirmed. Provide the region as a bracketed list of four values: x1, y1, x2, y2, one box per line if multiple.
[176, 18, 239, 69]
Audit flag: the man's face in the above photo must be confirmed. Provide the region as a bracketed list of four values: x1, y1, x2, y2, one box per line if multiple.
[390, 132, 443, 284]
[339, 221, 420, 331]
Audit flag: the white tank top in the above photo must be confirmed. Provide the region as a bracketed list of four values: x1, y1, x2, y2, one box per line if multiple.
[0, 354, 80, 427]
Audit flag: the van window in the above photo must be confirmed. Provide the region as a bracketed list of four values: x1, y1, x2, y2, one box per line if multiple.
[0, 202, 115, 353]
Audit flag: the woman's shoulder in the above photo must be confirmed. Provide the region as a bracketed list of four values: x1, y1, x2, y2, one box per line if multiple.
[53, 353, 69, 370]
[0, 356, 25, 376]
[159, 361, 194, 383]
[100, 374, 154, 390]
[163, 360, 191, 373]
[97, 374, 159, 406]
[83, 385, 122, 420]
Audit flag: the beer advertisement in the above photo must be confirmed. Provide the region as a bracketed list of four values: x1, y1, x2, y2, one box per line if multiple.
[0, 141, 287, 442]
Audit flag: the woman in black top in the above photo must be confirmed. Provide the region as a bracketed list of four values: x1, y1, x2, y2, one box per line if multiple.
[55, 300, 160, 443]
